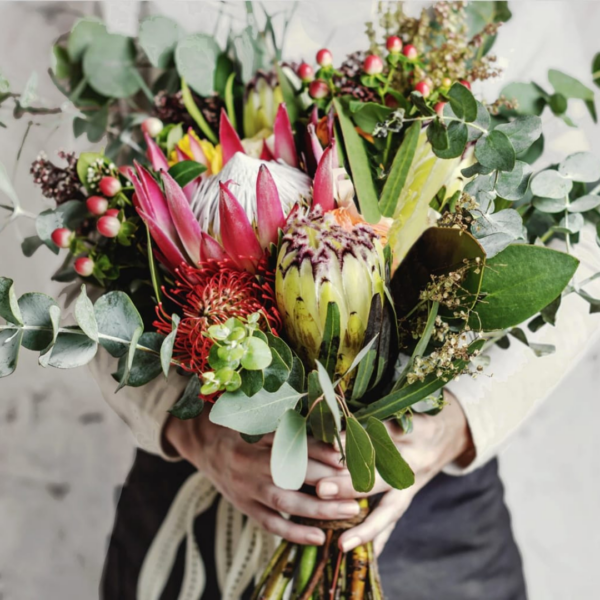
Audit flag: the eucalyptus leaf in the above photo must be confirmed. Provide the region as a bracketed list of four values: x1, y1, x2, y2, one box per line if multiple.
[169, 374, 203, 420]
[558, 152, 600, 182]
[447, 82, 478, 122]
[558, 212, 584, 234]
[94, 291, 144, 357]
[0, 278, 23, 325]
[475, 130, 516, 172]
[241, 336, 272, 370]
[18, 293, 58, 351]
[548, 69, 595, 101]
[495, 161, 529, 201]
[36, 200, 88, 254]
[500, 82, 546, 116]
[471, 209, 526, 258]
[209, 382, 302, 435]
[175, 34, 220, 96]
[46, 330, 98, 369]
[0, 159, 20, 209]
[114, 332, 164, 387]
[0, 328, 23, 377]
[308, 370, 335, 444]
[345, 417, 376, 493]
[38, 305, 61, 368]
[366, 417, 415, 489]
[495, 115, 542, 154]
[426, 119, 449, 151]
[532, 196, 567, 213]
[467, 101, 491, 142]
[271, 409, 308, 490]
[530, 170, 572, 199]
[263, 347, 291, 393]
[74, 285, 98, 342]
[139, 16, 183, 68]
[432, 120, 467, 159]
[67, 17, 106, 62]
[568, 195, 600, 213]
[160, 314, 179, 377]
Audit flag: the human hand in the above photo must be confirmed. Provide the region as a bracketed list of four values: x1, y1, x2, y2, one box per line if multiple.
[164, 410, 360, 545]
[314, 391, 475, 555]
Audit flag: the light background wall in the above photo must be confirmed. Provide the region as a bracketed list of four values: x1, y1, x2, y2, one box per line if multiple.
[0, 2, 599, 599]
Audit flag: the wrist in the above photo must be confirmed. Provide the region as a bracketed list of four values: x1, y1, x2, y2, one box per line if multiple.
[443, 389, 476, 468]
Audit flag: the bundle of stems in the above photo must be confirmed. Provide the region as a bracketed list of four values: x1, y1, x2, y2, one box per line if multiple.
[250, 500, 384, 600]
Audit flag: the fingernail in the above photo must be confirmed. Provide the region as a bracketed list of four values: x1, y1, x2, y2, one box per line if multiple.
[341, 536, 361, 553]
[319, 482, 339, 498]
[307, 532, 326, 545]
[339, 502, 360, 517]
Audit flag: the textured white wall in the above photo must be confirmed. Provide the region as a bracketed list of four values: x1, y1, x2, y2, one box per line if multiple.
[0, 2, 599, 599]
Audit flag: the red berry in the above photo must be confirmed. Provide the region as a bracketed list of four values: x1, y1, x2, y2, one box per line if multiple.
[297, 62, 315, 82]
[434, 101, 446, 116]
[99, 176, 122, 197]
[363, 54, 384, 76]
[141, 117, 163, 138]
[386, 36, 403, 53]
[309, 79, 330, 100]
[74, 257, 94, 277]
[86, 196, 108, 216]
[97, 215, 121, 238]
[316, 48, 333, 67]
[105, 208, 120, 218]
[51, 227, 73, 249]
[459, 79, 471, 90]
[403, 44, 418, 60]
[414, 81, 431, 98]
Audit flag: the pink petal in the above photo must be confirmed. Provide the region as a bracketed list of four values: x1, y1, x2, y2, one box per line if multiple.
[260, 140, 274, 161]
[142, 212, 187, 273]
[144, 132, 169, 172]
[161, 172, 203, 265]
[186, 128, 209, 167]
[309, 106, 319, 127]
[132, 163, 174, 236]
[219, 182, 263, 273]
[273, 103, 298, 168]
[200, 232, 228, 262]
[307, 123, 324, 165]
[312, 145, 335, 213]
[183, 177, 201, 203]
[219, 109, 245, 165]
[256, 165, 285, 250]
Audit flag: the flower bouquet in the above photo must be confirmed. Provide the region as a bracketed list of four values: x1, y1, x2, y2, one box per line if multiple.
[1, 2, 600, 598]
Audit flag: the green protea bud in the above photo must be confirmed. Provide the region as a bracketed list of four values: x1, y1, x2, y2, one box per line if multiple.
[243, 73, 284, 139]
[275, 207, 386, 381]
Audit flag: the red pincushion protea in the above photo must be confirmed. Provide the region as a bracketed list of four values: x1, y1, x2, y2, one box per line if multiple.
[155, 258, 281, 377]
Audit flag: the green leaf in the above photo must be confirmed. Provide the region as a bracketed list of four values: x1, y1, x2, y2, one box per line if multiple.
[210, 382, 302, 435]
[343, 336, 379, 379]
[175, 34, 220, 96]
[410, 91, 435, 116]
[0, 278, 23, 325]
[117, 326, 143, 389]
[76, 152, 104, 189]
[19, 235, 45, 257]
[549, 93, 568, 116]
[345, 417, 376, 493]
[83, 32, 141, 99]
[333, 98, 381, 224]
[426, 118, 449, 151]
[74, 285, 98, 342]
[559, 152, 600, 183]
[475, 130, 516, 172]
[169, 374, 204, 420]
[39, 305, 61, 367]
[530, 170, 572, 199]
[351, 349, 377, 401]
[568, 195, 600, 213]
[432, 120, 467, 159]
[318, 302, 341, 378]
[263, 347, 291, 393]
[241, 336, 272, 370]
[471, 245, 579, 331]
[139, 16, 183, 68]
[447, 82, 478, 122]
[67, 17, 106, 62]
[46, 330, 98, 369]
[114, 332, 164, 387]
[240, 368, 264, 397]
[379, 121, 421, 217]
[73, 104, 109, 143]
[18, 293, 58, 351]
[495, 115, 542, 154]
[271, 409, 308, 490]
[471, 209, 526, 258]
[36, 200, 89, 254]
[51, 45, 71, 80]
[366, 417, 414, 490]
[0, 328, 23, 377]
[287, 356, 305, 393]
[94, 291, 144, 357]
[265, 333, 293, 370]
[593, 52, 600, 89]
[467, 101, 491, 142]
[168, 160, 207, 188]
[308, 370, 335, 444]
[350, 101, 393, 134]
[558, 212, 584, 235]
[315, 361, 342, 432]
[532, 196, 567, 214]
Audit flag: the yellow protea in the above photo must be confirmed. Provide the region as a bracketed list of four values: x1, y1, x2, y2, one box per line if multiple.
[169, 130, 223, 175]
[244, 74, 284, 139]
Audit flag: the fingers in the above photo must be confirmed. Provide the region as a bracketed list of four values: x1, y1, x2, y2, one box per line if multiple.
[305, 459, 347, 485]
[315, 473, 391, 500]
[338, 489, 413, 552]
[307, 437, 345, 469]
[261, 485, 360, 521]
[247, 501, 327, 545]
[373, 522, 395, 557]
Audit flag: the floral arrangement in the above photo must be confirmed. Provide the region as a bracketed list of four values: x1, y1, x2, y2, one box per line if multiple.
[1, 2, 600, 597]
